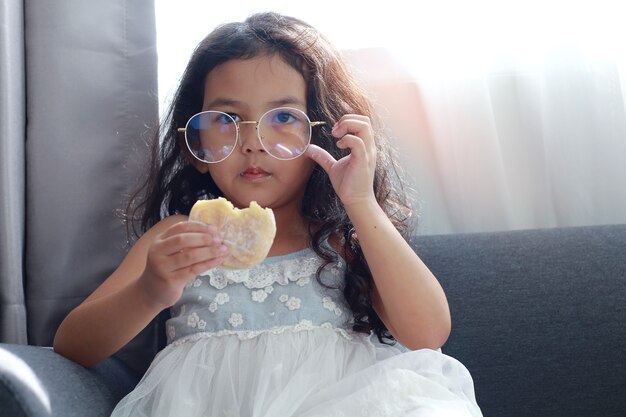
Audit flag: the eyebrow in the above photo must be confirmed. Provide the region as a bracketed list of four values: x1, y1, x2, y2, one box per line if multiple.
[268, 96, 306, 108]
[205, 96, 306, 110]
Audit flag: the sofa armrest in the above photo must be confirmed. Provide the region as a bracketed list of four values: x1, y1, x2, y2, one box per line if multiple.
[0, 343, 138, 417]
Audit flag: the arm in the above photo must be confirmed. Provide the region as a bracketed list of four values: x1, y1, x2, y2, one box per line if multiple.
[53, 216, 228, 367]
[345, 199, 450, 350]
[307, 115, 450, 350]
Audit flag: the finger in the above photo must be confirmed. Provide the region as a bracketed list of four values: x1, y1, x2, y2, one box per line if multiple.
[182, 255, 227, 277]
[332, 120, 375, 160]
[337, 135, 376, 165]
[161, 220, 220, 240]
[336, 134, 367, 155]
[332, 118, 372, 141]
[306, 144, 337, 174]
[170, 244, 229, 271]
[157, 230, 223, 257]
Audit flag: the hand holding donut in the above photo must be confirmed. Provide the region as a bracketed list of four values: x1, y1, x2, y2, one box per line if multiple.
[139, 221, 228, 307]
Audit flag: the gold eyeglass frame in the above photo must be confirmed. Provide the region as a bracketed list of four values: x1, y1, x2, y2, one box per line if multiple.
[177, 106, 326, 163]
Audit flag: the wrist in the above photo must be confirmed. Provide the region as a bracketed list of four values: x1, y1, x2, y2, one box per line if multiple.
[134, 272, 178, 311]
[344, 196, 383, 222]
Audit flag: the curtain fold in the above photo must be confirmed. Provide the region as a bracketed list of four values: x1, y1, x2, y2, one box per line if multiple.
[343, 47, 626, 235]
[0, 0, 27, 343]
[1, 0, 160, 372]
[13, 0, 159, 373]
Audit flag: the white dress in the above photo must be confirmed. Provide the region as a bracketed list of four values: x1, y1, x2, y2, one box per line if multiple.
[111, 248, 482, 417]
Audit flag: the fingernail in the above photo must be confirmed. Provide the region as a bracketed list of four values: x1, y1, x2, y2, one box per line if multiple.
[219, 245, 228, 254]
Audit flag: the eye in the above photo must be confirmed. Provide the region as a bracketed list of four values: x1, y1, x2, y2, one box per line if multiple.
[226, 113, 242, 123]
[213, 112, 240, 125]
[271, 110, 298, 125]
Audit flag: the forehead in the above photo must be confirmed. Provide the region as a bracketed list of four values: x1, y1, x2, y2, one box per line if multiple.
[203, 55, 307, 109]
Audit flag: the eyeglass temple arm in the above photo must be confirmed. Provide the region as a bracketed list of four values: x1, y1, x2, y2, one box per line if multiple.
[235, 120, 326, 127]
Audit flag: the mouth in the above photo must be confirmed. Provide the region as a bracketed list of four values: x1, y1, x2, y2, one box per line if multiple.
[240, 166, 271, 181]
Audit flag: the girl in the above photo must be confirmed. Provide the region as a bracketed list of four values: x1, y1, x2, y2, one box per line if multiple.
[54, 12, 482, 417]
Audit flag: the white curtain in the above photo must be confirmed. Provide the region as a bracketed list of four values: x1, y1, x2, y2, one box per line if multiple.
[338, 1, 626, 234]
[156, 0, 626, 235]
[347, 46, 626, 234]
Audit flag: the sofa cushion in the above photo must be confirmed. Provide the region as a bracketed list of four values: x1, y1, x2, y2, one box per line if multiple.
[413, 224, 626, 416]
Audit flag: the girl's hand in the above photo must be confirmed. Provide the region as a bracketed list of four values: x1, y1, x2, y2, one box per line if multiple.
[138, 221, 228, 307]
[306, 114, 377, 208]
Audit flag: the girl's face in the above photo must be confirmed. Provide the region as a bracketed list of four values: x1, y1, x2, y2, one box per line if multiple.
[201, 54, 316, 212]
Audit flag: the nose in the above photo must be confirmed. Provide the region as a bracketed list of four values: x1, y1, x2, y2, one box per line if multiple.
[238, 122, 265, 155]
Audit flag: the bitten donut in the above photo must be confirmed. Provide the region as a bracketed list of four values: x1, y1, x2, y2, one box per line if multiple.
[189, 197, 276, 269]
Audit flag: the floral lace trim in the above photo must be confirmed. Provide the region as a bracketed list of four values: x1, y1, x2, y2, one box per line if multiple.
[202, 255, 331, 289]
[168, 320, 355, 346]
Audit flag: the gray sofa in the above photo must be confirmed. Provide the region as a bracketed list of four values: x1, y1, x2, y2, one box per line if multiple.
[2, 223, 625, 416]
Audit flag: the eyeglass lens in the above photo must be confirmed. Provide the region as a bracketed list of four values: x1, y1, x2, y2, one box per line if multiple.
[184, 107, 311, 162]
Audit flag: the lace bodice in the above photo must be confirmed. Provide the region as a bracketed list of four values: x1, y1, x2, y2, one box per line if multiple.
[166, 248, 352, 345]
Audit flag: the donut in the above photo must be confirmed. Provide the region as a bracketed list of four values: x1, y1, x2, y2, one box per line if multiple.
[189, 197, 276, 269]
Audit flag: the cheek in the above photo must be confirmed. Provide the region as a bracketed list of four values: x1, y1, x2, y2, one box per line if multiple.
[207, 163, 232, 189]
[289, 159, 316, 187]
[287, 156, 314, 172]
[303, 159, 316, 179]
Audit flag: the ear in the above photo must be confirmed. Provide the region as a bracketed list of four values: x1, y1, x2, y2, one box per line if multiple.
[178, 131, 211, 174]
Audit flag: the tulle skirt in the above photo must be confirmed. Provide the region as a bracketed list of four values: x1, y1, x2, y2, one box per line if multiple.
[111, 329, 482, 417]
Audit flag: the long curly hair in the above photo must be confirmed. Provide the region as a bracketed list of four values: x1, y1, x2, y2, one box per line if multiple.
[127, 12, 414, 344]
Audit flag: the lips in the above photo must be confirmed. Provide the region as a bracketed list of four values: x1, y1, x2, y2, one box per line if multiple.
[240, 166, 271, 180]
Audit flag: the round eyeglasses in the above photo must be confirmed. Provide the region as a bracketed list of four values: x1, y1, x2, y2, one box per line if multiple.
[177, 107, 326, 163]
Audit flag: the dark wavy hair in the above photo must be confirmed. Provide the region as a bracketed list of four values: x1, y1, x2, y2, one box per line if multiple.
[127, 12, 414, 344]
